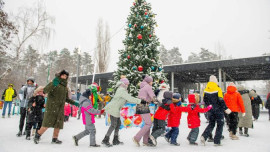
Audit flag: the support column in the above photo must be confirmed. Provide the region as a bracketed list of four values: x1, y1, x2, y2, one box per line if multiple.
[223, 71, 226, 91]
[85, 80, 88, 89]
[171, 72, 174, 92]
[218, 68, 222, 87]
[99, 79, 101, 87]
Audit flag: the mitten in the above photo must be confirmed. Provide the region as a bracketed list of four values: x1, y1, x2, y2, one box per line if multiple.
[242, 113, 246, 117]
[207, 105, 212, 110]
[100, 109, 105, 114]
[225, 108, 232, 114]
[53, 77, 60, 87]
[73, 101, 80, 107]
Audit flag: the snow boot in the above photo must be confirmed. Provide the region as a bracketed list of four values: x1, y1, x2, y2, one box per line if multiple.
[244, 128, 249, 137]
[113, 135, 123, 145]
[73, 136, 79, 146]
[16, 131, 22, 137]
[189, 142, 198, 146]
[90, 144, 100, 147]
[132, 137, 140, 147]
[25, 131, 31, 140]
[51, 138, 62, 144]
[149, 135, 157, 146]
[23, 131, 26, 135]
[171, 142, 180, 146]
[102, 136, 112, 147]
[26, 136, 31, 140]
[239, 129, 243, 135]
[34, 133, 41, 144]
[231, 135, 239, 140]
[200, 136, 206, 146]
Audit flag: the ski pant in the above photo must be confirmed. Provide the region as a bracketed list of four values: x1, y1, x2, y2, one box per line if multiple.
[228, 112, 238, 135]
[2, 101, 12, 116]
[64, 115, 69, 122]
[25, 121, 42, 137]
[252, 104, 260, 119]
[75, 124, 96, 146]
[202, 111, 224, 144]
[165, 127, 179, 144]
[105, 115, 121, 137]
[187, 127, 199, 144]
[151, 119, 166, 139]
[134, 113, 152, 143]
[19, 107, 27, 132]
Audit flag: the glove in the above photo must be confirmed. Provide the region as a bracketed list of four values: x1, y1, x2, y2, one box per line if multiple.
[207, 105, 212, 110]
[141, 100, 146, 104]
[53, 77, 60, 87]
[242, 113, 246, 117]
[73, 101, 80, 107]
[225, 108, 232, 114]
[100, 109, 105, 114]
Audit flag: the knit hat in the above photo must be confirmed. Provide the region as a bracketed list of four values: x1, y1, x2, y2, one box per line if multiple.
[120, 78, 130, 85]
[82, 89, 91, 98]
[188, 94, 196, 104]
[144, 75, 153, 83]
[27, 77, 35, 83]
[229, 82, 236, 87]
[8, 83, 13, 87]
[209, 75, 218, 84]
[59, 70, 69, 77]
[173, 93, 181, 99]
[163, 91, 173, 99]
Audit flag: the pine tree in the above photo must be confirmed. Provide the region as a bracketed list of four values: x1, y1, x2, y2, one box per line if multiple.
[110, 0, 167, 96]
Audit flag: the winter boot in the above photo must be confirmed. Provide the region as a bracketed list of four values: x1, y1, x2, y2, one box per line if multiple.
[171, 142, 180, 146]
[132, 137, 140, 147]
[207, 136, 214, 142]
[90, 144, 100, 147]
[32, 129, 36, 136]
[244, 128, 249, 137]
[25, 131, 31, 140]
[147, 137, 156, 147]
[113, 135, 123, 145]
[16, 131, 22, 137]
[51, 138, 62, 144]
[239, 129, 243, 136]
[214, 143, 222, 146]
[189, 142, 198, 146]
[26, 136, 31, 140]
[2, 115, 5, 118]
[102, 136, 112, 147]
[34, 133, 41, 144]
[229, 131, 233, 137]
[231, 135, 239, 140]
[200, 136, 206, 146]
[23, 131, 26, 135]
[164, 136, 170, 143]
[149, 135, 157, 146]
[73, 136, 79, 146]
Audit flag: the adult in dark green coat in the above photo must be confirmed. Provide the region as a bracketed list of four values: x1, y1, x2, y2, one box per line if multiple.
[34, 70, 79, 144]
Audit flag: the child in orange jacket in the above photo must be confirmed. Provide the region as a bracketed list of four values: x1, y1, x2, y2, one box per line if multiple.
[187, 94, 212, 145]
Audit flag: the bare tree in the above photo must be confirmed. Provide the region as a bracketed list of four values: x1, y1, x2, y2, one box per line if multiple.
[12, 0, 55, 61]
[94, 18, 110, 73]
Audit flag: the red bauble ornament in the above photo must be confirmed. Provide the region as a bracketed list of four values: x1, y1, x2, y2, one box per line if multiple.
[160, 80, 165, 84]
[134, 24, 137, 28]
[145, 12, 148, 15]
[149, 34, 152, 38]
[138, 66, 143, 71]
[133, 2, 136, 6]
[137, 34, 142, 40]
[127, 55, 131, 59]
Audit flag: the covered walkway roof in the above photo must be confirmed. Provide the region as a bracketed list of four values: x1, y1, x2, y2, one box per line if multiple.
[71, 55, 270, 84]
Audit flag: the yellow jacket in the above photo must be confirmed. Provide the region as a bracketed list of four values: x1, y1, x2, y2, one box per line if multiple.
[2, 88, 17, 102]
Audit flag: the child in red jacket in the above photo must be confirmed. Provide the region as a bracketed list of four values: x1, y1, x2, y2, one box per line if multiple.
[64, 103, 71, 122]
[187, 94, 212, 145]
[165, 93, 190, 146]
[150, 91, 173, 146]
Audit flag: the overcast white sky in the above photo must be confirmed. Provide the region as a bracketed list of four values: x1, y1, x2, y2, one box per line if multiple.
[4, 0, 270, 72]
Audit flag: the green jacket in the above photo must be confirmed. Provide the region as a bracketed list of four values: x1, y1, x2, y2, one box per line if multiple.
[104, 81, 141, 118]
[42, 77, 75, 129]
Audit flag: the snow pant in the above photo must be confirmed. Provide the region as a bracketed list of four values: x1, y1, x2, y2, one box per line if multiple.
[252, 104, 260, 120]
[75, 124, 96, 146]
[64, 115, 69, 122]
[228, 112, 238, 135]
[239, 127, 248, 134]
[134, 113, 152, 144]
[202, 112, 224, 144]
[204, 112, 210, 121]
[2, 101, 12, 116]
[187, 127, 199, 144]
[151, 119, 166, 139]
[25, 121, 42, 137]
[165, 127, 179, 144]
[70, 106, 73, 117]
[105, 115, 121, 137]
[77, 108, 81, 119]
[19, 107, 27, 132]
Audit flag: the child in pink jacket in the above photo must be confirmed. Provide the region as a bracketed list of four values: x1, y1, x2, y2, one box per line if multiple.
[64, 103, 71, 122]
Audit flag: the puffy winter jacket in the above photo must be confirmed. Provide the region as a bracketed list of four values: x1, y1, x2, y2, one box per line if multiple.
[2, 88, 17, 102]
[27, 95, 45, 123]
[203, 82, 228, 113]
[187, 104, 209, 129]
[224, 86, 245, 113]
[154, 98, 172, 120]
[64, 104, 71, 116]
[167, 103, 190, 127]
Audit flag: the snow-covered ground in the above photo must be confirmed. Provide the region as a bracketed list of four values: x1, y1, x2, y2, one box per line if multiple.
[0, 108, 269, 152]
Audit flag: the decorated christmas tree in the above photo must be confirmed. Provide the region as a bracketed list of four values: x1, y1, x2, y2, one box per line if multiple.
[109, 0, 167, 96]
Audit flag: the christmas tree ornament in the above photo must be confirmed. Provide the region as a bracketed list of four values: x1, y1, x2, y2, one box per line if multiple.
[134, 24, 137, 28]
[128, 46, 132, 50]
[127, 55, 131, 59]
[128, 24, 132, 28]
[133, 2, 136, 6]
[132, 66, 137, 70]
[145, 15, 149, 19]
[137, 34, 142, 39]
[145, 12, 148, 15]
[158, 67, 162, 71]
[149, 34, 152, 38]
[138, 66, 143, 71]
[151, 66, 155, 71]
[160, 80, 165, 84]
[140, 25, 144, 29]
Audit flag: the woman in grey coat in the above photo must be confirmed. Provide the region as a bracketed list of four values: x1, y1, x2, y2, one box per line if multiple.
[72, 89, 104, 147]
[237, 85, 253, 137]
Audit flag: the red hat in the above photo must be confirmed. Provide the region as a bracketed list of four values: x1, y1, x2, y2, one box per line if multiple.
[188, 94, 196, 104]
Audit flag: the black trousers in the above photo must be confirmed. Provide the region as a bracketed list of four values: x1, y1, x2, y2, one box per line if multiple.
[252, 104, 260, 119]
[151, 119, 166, 139]
[25, 121, 42, 136]
[228, 112, 239, 135]
[19, 107, 27, 132]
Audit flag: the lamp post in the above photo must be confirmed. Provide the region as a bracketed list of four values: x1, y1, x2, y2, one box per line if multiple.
[75, 46, 81, 94]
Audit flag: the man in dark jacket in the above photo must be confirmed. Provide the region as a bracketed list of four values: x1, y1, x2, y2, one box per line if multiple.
[250, 89, 262, 121]
[201, 75, 231, 146]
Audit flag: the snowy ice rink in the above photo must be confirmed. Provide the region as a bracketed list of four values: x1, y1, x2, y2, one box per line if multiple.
[0, 109, 269, 152]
